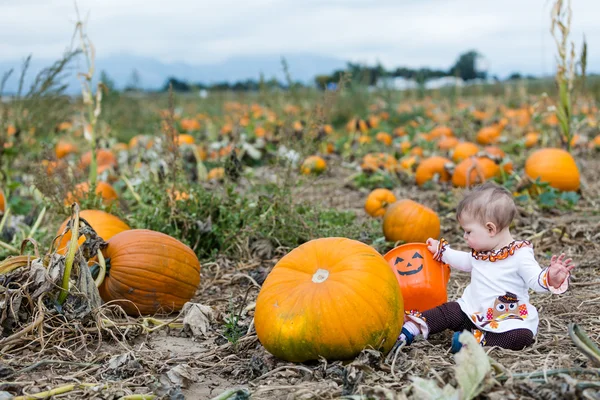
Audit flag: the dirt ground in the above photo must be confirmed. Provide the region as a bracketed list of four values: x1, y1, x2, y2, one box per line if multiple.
[1, 157, 599, 400]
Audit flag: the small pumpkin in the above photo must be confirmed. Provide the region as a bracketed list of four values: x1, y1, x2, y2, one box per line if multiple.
[0, 188, 5, 214]
[99, 229, 201, 315]
[55, 210, 130, 255]
[437, 136, 459, 151]
[300, 156, 327, 175]
[451, 142, 479, 163]
[365, 188, 397, 217]
[66, 181, 119, 206]
[384, 243, 451, 312]
[55, 140, 78, 159]
[524, 132, 539, 148]
[375, 132, 392, 146]
[452, 157, 500, 188]
[383, 199, 440, 243]
[476, 125, 502, 145]
[176, 134, 195, 145]
[80, 149, 117, 171]
[207, 167, 225, 181]
[415, 156, 452, 186]
[525, 148, 580, 192]
[429, 126, 453, 138]
[254, 237, 404, 362]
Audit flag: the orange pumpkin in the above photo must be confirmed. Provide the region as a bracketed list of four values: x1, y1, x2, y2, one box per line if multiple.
[383, 199, 440, 243]
[300, 156, 327, 175]
[55, 210, 130, 255]
[80, 149, 117, 171]
[476, 125, 502, 145]
[66, 181, 119, 205]
[452, 142, 479, 163]
[437, 136, 459, 151]
[55, 140, 78, 159]
[0, 188, 5, 214]
[429, 126, 453, 138]
[365, 188, 397, 217]
[207, 167, 225, 181]
[384, 243, 451, 312]
[524, 132, 539, 148]
[452, 157, 500, 188]
[99, 229, 201, 315]
[375, 132, 393, 146]
[254, 237, 404, 362]
[415, 156, 452, 186]
[176, 134, 195, 145]
[525, 148, 580, 192]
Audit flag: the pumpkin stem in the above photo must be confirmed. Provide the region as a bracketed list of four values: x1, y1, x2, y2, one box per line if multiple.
[312, 269, 330, 283]
[94, 248, 107, 288]
[58, 203, 80, 304]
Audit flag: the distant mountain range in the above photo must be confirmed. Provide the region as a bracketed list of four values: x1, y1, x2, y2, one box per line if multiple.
[0, 53, 348, 94]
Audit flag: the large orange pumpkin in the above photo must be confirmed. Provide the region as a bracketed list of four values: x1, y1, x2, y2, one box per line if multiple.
[525, 148, 580, 192]
[384, 243, 450, 312]
[55, 210, 130, 255]
[383, 200, 440, 243]
[365, 188, 396, 217]
[99, 229, 201, 315]
[452, 157, 500, 188]
[254, 237, 404, 362]
[415, 156, 452, 186]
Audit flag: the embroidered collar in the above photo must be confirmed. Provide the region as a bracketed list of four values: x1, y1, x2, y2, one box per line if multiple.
[471, 240, 532, 262]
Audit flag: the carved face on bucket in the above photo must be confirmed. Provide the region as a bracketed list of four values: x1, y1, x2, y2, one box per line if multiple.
[394, 251, 424, 276]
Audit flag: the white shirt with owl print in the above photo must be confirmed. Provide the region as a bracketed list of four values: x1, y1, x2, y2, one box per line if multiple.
[435, 240, 568, 335]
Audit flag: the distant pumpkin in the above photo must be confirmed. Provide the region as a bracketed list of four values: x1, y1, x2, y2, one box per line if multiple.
[525, 148, 580, 192]
[383, 199, 440, 243]
[300, 156, 327, 175]
[66, 181, 118, 206]
[452, 142, 479, 163]
[452, 157, 500, 188]
[365, 188, 397, 218]
[415, 156, 452, 186]
[55, 140, 78, 159]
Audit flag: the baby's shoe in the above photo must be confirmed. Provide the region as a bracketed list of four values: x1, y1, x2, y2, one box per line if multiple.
[450, 331, 462, 353]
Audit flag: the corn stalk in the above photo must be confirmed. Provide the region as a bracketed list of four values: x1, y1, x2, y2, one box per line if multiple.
[73, 4, 105, 187]
[550, 0, 585, 152]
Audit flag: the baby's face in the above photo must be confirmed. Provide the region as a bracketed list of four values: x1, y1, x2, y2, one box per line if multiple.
[459, 214, 495, 252]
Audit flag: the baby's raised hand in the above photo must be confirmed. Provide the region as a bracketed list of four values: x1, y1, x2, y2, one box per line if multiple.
[426, 238, 439, 254]
[548, 253, 575, 288]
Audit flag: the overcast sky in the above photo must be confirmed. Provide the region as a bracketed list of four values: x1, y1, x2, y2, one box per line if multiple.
[1, 0, 598, 77]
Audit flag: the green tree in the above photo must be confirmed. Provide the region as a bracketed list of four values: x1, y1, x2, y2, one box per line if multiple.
[449, 50, 486, 81]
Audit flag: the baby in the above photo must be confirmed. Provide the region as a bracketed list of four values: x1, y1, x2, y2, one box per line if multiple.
[397, 182, 575, 352]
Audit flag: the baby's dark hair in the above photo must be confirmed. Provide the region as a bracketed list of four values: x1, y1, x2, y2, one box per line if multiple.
[456, 182, 517, 231]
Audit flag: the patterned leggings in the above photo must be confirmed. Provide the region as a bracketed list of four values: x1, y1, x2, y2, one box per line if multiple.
[422, 302, 534, 350]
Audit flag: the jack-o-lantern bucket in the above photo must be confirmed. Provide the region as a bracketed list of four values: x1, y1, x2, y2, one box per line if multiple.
[383, 243, 451, 312]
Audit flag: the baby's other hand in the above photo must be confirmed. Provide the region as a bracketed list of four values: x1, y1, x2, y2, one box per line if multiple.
[548, 253, 575, 288]
[426, 238, 439, 254]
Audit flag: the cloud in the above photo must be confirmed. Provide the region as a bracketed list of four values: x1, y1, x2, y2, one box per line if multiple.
[1, 0, 598, 76]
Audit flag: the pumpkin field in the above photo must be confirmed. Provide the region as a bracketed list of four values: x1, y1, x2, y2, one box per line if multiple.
[2, 5, 600, 400]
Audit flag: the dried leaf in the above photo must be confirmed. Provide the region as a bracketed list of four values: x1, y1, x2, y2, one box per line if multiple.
[410, 377, 458, 400]
[454, 331, 492, 400]
[165, 364, 197, 388]
[182, 302, 215, 337]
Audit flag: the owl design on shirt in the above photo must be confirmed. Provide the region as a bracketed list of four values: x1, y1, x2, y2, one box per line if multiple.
[486, 292, 529, 320]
